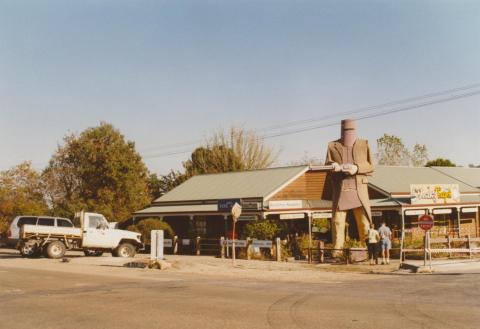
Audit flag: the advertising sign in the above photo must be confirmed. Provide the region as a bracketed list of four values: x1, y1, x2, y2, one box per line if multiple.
[410, 184, 460, 205]
[279, 213, 305, 220]
[268, 200, 303, 209]
[164, 239, 173, 247]
[218, 199, 242, 211]
[224, 239, 247, 247]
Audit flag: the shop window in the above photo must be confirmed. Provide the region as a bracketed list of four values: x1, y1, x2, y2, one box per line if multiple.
[195, 218, 207, 236]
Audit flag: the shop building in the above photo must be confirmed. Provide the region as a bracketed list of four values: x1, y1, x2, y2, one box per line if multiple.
[134, 165, 480, 241]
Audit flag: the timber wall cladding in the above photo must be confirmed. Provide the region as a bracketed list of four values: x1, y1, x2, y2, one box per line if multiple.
[271, 171, 327, 200]
[270, 171, 389, 201]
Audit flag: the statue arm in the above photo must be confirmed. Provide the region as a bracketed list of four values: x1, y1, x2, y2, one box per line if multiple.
[356, 141, 374, 175]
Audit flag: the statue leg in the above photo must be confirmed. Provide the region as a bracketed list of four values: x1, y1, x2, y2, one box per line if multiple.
[332, 211, 347, 250]
[353, 207, 370, 242]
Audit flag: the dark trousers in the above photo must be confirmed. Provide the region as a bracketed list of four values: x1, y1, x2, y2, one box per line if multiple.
[367, 242, 378, 261]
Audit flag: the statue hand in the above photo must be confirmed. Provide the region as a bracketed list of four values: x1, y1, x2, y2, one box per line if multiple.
[332, 162, 342, 172]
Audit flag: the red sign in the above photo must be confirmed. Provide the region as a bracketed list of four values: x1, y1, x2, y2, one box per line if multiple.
[418, 214, 434, 231]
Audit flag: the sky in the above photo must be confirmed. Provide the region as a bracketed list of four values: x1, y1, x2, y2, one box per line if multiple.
[1, 0, 479, 174]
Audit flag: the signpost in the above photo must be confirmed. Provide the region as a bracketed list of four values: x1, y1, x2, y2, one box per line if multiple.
[418, 214, 434, 270]
[230, 202, 242, 266]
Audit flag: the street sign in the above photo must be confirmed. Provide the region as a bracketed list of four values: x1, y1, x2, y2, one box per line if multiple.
[418, 214, 434, 231]
[218, 199, 242, 212]
[252, 240, 273, 248]
[231, 202, 242, 220]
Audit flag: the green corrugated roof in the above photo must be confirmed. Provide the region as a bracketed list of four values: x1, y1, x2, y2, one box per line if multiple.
[369, 166, 480, 194]
[430, 167, 480, 188]
[154, 166, 309, 203]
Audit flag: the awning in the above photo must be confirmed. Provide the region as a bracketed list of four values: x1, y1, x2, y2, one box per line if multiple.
[134, 204, 218, 216]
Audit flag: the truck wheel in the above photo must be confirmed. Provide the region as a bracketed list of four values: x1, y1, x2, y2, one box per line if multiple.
[84, 250, 104, 257]
[45, 241, 66, 259]
[19, 241, 40, 258]
[115, 243, 136, 258]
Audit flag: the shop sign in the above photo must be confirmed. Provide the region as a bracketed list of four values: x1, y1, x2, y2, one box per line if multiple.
[224, 239, 247, 247]
[241, 201, 262, 211]
[410, 184, 460, 205]
[372, 211, 383, 217]
[237, 215, 257, 221]
[433, 208, 452, 215]
[164, 239, 173, 247]
[462, 207, 478, 213]
[182, 239, 191, 246]
[280, 213, 305, 220]
[405, 209, 426, 216]
[252, 240, 273, 248]
[269, 200, 303, 209]
[312, 212, 332, 219]
[218, 199, 242, 211]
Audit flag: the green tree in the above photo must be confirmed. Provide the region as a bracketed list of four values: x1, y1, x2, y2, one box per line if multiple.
[43, 123, 150, 221]
[426, 158, 456, 167]
[0, 162, 48, 232]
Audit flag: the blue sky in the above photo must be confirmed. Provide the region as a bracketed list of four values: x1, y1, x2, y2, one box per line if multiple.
[1, 0, 479, 173]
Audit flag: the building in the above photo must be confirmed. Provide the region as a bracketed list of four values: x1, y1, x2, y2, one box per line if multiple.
[134, 165, 480, 241]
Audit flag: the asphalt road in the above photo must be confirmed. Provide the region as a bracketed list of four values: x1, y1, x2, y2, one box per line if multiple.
[0, 259, 479, 329]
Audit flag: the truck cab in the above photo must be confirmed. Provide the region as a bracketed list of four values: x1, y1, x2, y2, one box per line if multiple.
[76, 212, 142, 257]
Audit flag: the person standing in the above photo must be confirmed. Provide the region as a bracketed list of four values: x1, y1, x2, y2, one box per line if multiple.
[378, 222, 392, 264]
[366, 223, 380, 265]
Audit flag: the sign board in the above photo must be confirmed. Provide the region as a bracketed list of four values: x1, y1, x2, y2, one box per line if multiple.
[418, 214, 434, 231]
[241, 201, 262, 211]
[312, 212, 332, 219]
[372, 211, 383, 217]
[252, 240, 273, 248]
[218, 199, 242, 212]
[224, 239, 247, 247]
[432, 208, 452, 215]
[410, 184, 460, 205]
[405, 209, 426, 216]
[462, 207, 478, 213]
[182, 239, 191, 246]
[150, 230, 164, 261]
[164, 239, 173, 247]
[237, 215, 257, 221]
[279, 213, 305, 220]
[268, 200, 303, 210]
[231, 202, 242, 220]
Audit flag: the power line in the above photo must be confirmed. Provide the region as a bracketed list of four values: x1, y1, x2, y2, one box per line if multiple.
[141, 83, 480, 156]
[143, 86, 480, 159]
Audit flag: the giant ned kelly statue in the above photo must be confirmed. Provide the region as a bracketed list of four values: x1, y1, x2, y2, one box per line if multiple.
[325, 119, 375, 250]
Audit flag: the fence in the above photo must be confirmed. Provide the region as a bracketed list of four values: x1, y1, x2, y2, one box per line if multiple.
[401, 234, 480, 264]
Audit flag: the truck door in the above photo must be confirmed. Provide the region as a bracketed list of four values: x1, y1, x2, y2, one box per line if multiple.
[82, 215, 112, 248]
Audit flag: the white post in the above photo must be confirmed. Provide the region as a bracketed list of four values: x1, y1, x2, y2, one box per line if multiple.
[150, 230, 164, 261]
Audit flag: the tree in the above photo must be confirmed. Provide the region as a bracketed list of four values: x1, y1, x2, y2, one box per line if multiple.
[426, 158, 456, 167]
[147, 170, 188, 200]
[0, 162, 48, 232]
[43, 123, 151, 221]
[243, 220, 282, 240]
[411, 143, 429, 167]
[183, 126, 278, 176]
[376, 134, 411, 166]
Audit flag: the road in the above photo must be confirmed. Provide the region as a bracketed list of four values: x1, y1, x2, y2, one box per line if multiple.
[0, 251, 479, 329]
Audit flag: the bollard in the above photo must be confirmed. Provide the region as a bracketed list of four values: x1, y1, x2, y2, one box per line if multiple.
[220, 237, 225, 259]
[246, 237, 252, 260]
[318, 240, 325, 264]
[173, 236, 178, 255]
[276, 237, 281, 261]
[467, 234, 472, 259]
[196, 236, 201, 256]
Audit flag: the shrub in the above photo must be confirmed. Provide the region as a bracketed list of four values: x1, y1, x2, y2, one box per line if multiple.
[243, 220, 281, 240]
[127, 218, 174, 245]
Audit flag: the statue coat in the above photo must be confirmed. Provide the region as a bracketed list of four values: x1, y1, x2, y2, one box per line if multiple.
[325, 139, 375, 222]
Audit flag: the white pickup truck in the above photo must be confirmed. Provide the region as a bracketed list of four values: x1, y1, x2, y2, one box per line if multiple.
[18, 211, 142, 259]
